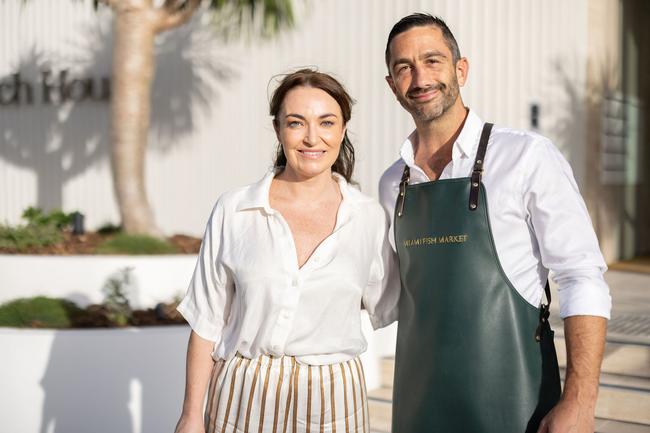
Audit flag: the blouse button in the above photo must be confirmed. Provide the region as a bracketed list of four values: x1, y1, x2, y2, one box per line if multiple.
[292, 277, 298, 287]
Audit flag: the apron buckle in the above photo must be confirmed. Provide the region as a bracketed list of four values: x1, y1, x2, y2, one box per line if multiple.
[468, 169, 482, 211]
[397, 166, 410, 217]
[397, 180, 407, 217]
[534, 303, 550, 342]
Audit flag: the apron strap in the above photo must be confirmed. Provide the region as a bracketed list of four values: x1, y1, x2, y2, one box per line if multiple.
[397, 164, 410, 217]
[469, 122, 494, 211]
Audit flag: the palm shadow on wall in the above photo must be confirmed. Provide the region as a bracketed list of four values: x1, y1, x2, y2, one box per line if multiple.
[0, 16, 234, 213]
[39, 326, 189, 433]
[17, 14, 236, 433]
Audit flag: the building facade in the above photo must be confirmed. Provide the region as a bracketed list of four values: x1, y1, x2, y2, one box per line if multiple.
[1, 0, 647, 263]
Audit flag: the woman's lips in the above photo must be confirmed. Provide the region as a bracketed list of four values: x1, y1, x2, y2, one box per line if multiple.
[298, 150, 326, 159]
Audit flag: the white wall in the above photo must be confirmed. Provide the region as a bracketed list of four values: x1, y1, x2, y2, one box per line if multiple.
[0, 323, 385, 433]
[0, 254, 197, 308]
[0, 326, 188, 433]
[0, 0, 590, 236]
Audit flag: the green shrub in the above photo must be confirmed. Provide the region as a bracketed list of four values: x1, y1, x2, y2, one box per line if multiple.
[97, 234, 178, 255]
[21, 207, 73, 229]
[0, 224, 63, 251]
[0, 207, 79, 252]
[0, 297, 83, 328]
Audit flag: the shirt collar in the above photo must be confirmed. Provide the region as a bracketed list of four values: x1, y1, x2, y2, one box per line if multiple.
[399, 109, 485, 166]
[235, 169, 277, 212]
[235, 168, 363, 213]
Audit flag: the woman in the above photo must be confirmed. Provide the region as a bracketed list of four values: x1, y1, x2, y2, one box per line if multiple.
[174, 69, 399, 433]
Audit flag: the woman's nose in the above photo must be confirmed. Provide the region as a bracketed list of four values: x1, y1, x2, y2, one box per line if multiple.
[303, 125, 319, 147]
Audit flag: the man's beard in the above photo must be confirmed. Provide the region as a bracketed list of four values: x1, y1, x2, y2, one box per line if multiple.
[398, 78, 460, 123]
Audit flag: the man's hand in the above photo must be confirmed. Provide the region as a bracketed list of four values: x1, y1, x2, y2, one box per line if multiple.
[537, 315, 607, 433]
[536, 396, 595, 433]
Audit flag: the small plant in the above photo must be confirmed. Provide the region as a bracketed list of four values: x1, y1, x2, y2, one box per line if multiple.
[0, 297, 84, 328]
[21, 207, 74, 229]
[97, 233, 179, 255]
[102, 267, 135, 326]
[0, 206, 79, 252]
[0, 224, 62, 251]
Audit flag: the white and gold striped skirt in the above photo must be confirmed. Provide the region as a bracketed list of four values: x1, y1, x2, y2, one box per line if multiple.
[205, 353, 370, 433]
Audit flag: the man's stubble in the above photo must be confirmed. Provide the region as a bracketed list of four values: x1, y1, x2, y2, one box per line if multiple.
[397, 76, 460, 124]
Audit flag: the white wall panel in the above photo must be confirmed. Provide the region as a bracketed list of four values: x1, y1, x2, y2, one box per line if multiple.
[1, 0, 590, 235]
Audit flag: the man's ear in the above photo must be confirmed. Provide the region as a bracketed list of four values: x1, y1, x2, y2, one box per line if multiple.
[386, 75, 398, 96]
[456, 57, 469, 87]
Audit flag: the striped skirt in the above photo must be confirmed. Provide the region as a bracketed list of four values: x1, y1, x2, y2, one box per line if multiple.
[204, 353, 370, 433]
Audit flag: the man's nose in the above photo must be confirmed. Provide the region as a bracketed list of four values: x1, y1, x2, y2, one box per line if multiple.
[411, 66, 432, 91]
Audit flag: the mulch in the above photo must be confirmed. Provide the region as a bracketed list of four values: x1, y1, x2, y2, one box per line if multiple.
[0, 232, 201, 255]
[67, 303, 188, 328]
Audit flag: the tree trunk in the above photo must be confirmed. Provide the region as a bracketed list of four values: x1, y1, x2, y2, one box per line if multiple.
[110, 4, 161, 236]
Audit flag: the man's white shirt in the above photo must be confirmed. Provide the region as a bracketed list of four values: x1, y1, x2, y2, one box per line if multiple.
[379, 109, 612, 319]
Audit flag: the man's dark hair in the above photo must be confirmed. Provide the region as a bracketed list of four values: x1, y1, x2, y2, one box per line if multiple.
[385, 13, 461, 70]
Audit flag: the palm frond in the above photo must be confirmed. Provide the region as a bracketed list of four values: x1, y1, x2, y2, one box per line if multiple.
[208, 0, 294, 38]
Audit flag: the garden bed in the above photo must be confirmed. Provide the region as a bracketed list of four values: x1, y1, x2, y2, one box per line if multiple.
[0, 231, 200, 255]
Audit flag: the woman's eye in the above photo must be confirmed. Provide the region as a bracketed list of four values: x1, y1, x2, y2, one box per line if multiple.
[321, 120, 334, 127]
[287, 121, 302, 128]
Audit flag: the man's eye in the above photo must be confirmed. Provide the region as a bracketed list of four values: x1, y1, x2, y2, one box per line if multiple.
[398, 65, 410, 73]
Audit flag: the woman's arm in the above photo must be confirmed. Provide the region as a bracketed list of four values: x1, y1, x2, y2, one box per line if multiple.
[174, 331, 218, 433]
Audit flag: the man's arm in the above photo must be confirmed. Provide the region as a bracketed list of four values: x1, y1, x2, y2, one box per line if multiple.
[537, 315, 607, 433]
[519, 137, 612, 432]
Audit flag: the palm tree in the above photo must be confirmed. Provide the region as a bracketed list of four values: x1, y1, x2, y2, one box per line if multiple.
[93, 0, 294, 236]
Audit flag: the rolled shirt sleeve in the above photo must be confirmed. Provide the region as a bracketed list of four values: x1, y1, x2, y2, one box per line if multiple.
[177, 198, 235, 342]
[523, 138, 612, 319]
[362, 204, 401, 329]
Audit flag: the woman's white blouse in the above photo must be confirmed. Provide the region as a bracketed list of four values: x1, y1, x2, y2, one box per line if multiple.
[177, 170, 400, 365]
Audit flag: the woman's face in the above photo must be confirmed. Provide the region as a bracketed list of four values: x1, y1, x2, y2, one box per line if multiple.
[275, 86, 346, 181]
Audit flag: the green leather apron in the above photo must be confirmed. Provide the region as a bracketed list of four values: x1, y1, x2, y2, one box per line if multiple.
[392, 123, 561, 433]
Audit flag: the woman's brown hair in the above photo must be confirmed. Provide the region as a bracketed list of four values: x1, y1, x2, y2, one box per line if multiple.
[269, 69, 355, 182]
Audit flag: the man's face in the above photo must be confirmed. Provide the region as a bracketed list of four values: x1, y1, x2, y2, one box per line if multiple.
[386, 26, 467, 123]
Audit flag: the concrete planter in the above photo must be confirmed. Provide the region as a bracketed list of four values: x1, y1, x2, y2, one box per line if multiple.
[0, 325, 190, 433]
[0, 254, 198, 309]
[0, 322, 394, 433]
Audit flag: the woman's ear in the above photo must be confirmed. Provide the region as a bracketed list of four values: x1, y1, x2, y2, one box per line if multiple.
[273, 119, 281, 142]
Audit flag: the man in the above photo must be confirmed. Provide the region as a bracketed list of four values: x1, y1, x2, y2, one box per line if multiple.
[379, 13, 611, 433]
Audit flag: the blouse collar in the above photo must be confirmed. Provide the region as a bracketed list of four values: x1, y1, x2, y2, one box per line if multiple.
[236, 168, 366, 214]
